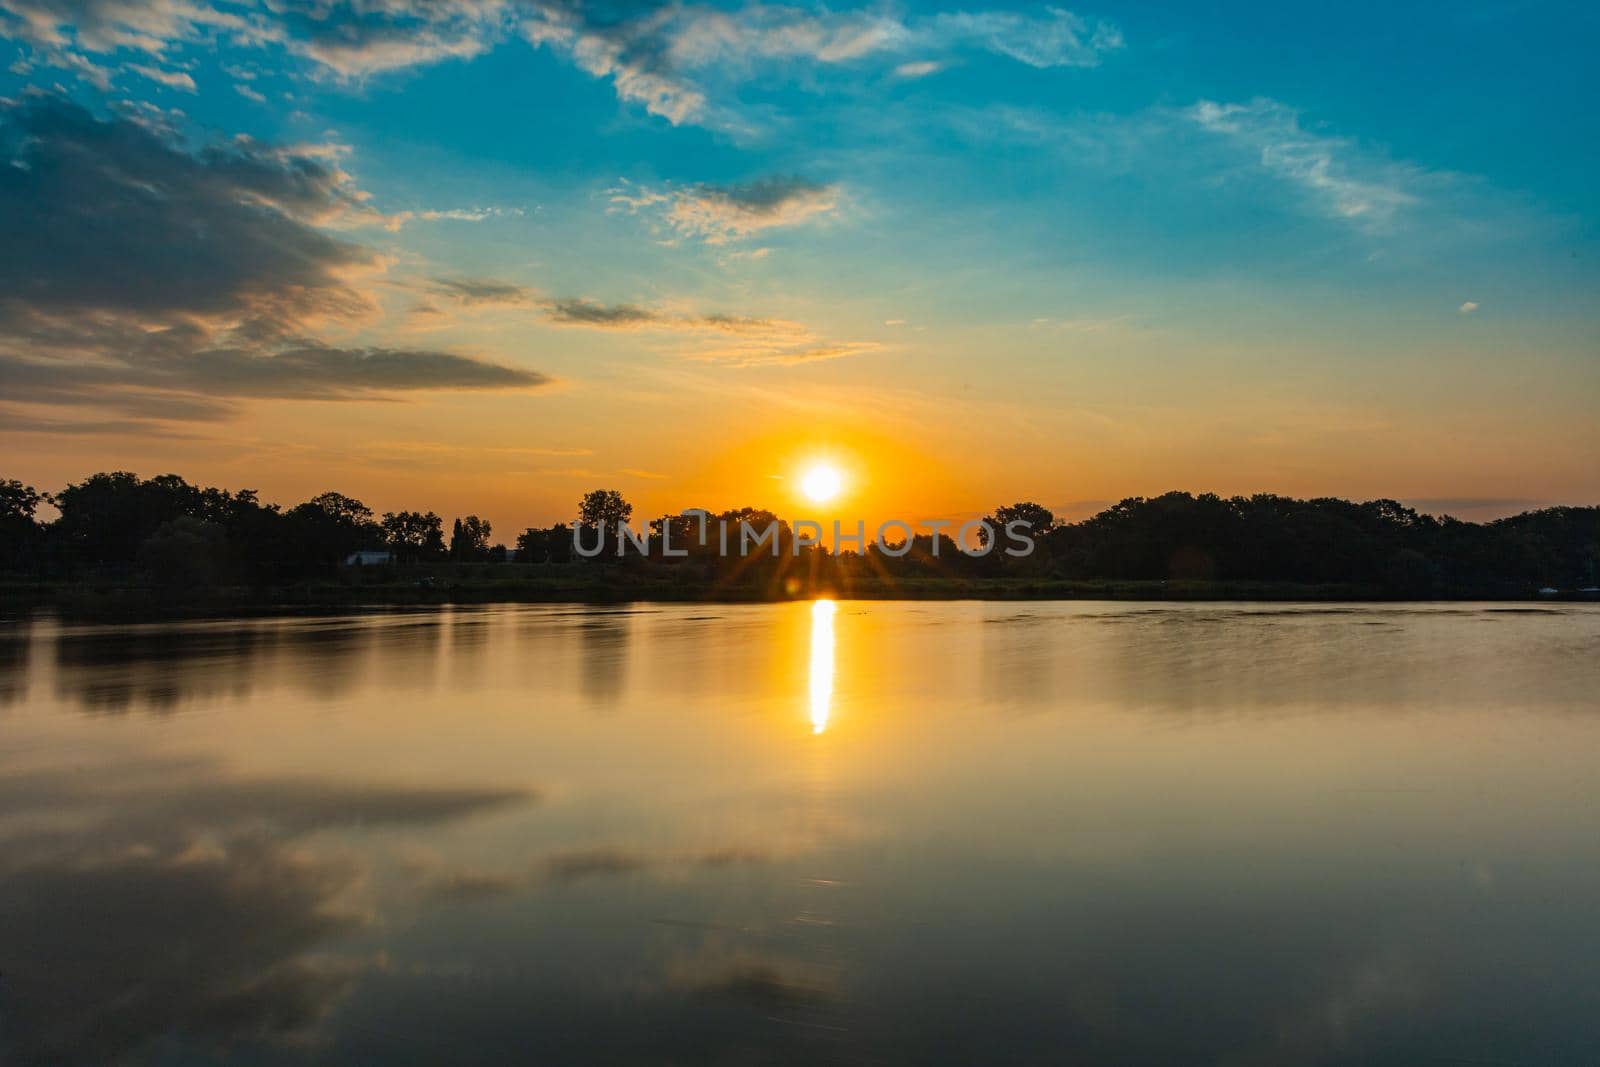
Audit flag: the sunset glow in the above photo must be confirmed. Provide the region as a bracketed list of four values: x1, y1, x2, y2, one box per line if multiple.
[800, 464, 845, 504]
[0, 3, 1596, 1062]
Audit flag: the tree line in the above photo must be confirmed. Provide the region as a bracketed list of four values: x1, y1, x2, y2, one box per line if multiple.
[1, 473, 1596, 596]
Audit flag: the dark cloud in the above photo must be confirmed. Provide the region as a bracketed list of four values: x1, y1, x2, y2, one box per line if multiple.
[0, 95, 368, 324]
[167, 344, 547, 397]
[700, 175, 830, 213]
[0, 96, 549, 422]
[544, 297, 662, 326]
[430, 276, 535, 305]
[269, 0, 514, 76]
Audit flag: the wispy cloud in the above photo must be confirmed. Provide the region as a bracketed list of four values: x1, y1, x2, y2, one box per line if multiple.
[523, 3, 1122, 126]
[543, 297, 663, 327]
[429, 277, 538, 306]
[925, 7, 1122, 69]
[127, 62, 195, 91]
[420, 274, 879, 368]
[894, 59, 942, 79]
[1187, 99, 1421, 233]
[611, 175, 840, 244]
[3, 1, 1122, 128]
[379, 206, 525, 231]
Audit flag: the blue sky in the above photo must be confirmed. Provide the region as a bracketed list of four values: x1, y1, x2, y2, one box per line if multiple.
[1, 1, 1596, 526]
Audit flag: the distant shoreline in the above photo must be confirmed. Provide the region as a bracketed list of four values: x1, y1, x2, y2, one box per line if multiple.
[4, 574, 1589, 620]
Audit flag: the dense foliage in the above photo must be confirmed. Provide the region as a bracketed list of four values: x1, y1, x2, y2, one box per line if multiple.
[1, 474, 1596, 597]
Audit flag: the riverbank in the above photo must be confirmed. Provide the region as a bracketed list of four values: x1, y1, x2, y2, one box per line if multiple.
[1, 570, 1574, 619]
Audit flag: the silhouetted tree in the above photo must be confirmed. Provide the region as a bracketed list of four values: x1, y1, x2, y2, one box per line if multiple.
[979, 502, 1056, 551]
[381, 511, 446, 563]
[281, 491, 380, 573]
[307, 492, 368, 525]
[450, 515, 492, 560]
[138, 516, 228, 586]
[0, 478, 45, 571]
[578, 490, 632, 530]
[7, 469, 1598, 596]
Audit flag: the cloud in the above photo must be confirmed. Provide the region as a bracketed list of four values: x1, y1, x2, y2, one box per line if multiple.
[429, 277, 537, 305]
[544, 296, 663, 326]
[380, 205, 523, 231]
[0, 340, 548, 415]
[611, 175, 839, 244]
[0, 0, 510, 80]
[894, 59, 942, 78]
[127, 61, 195, 90]
[163, 344, 546, 397]
[533, 292, 880, 367]
[277, 0, 515, 78]
[692, 339, 884, 367]
[1187, 98, 1421, 232]
[1459, 300, 1479, 314]
[925, 7, 1122, 68]
[0, 406, 208, 437]
[0, 95, 371, 323]
[0, 0, 257, 56]
[535, 296, 877, 364]
[519, 2, 1122, 126]
[422, 274, 877, 368]
[0, 97, 548, 422]
[3, 2, 1122, 128]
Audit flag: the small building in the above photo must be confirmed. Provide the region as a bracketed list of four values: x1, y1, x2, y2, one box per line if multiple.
[344, 550, 395, 566]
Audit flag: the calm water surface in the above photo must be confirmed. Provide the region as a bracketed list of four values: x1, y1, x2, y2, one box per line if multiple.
[1, 602, 1598, 1065]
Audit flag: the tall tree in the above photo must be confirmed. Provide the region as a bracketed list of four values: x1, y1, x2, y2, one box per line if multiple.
[381, 511, 446, 563]
[0, 478, 45, 571]
[578, 490, 633, 531]
[450, 515, 492, 561]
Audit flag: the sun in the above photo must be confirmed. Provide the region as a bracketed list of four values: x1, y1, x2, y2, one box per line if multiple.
[800, 463, 844, 503]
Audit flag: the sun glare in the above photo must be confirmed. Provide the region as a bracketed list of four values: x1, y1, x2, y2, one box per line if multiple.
[809, 598, 836, 734]
[800, 464, 844, 503]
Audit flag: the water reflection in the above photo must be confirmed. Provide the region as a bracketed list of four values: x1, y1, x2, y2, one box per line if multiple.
[578, 608, 634, 708]
[808, 599, 835, 734]
[0, 603, 1597, 1064]
[0, 754, 533, 1064]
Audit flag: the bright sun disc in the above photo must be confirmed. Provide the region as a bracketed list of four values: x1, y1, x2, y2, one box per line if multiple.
[800, 464, 843, 503]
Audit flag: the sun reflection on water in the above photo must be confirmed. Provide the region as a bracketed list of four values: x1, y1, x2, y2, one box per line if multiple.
[808, 599, 836, 734]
